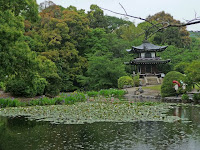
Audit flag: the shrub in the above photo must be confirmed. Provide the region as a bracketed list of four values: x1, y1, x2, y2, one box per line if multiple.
[193, 93, 200, 101]
[6, 76, 47, 97]
[0, 98, 20, 108]
[86, 91, 99, 97]
[118, 76, 133, 89]
[99, 89, 126, 98]
[58, 92, 86, 104]
[181, 94, 189, 101]
[0, 82, 6, 91]
[45, 73, 62, 97]
[33, 77, 47, 96]
[161, 71, 185, 97]
[133, 74, 140, 87]
[29, 97, 57, 106]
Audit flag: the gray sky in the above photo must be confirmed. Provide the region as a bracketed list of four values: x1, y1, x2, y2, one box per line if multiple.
[36, 0, 200, 31]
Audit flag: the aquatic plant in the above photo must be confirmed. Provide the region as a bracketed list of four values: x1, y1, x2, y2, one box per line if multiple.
[86, 91, 99, 97]
[99, 89, 126, 98]
[0, 102, 180, 124]
[0, 98, 20, 108]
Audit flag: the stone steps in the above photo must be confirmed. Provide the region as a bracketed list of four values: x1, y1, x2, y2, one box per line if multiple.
[144, 76, 161, 85]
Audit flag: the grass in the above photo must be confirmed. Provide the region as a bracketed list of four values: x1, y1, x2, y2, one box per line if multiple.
[142, 85, 161, 91]
[0, 92, 86, 108]
[0, 89, 126, 108]
[99, 89, 126, 98]
[85, 89, 126, 98]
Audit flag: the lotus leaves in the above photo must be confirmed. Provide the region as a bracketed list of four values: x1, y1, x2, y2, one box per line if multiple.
[0, 102, 180, 124]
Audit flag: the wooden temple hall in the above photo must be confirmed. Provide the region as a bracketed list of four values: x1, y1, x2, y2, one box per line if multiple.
[125, 40, 170, 78]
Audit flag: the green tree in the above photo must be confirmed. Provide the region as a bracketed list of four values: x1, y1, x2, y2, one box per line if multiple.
[185, 60, 200, 85]
[0, 0, 39, 22]
[161, 71, 185, 97]
[106, 33, 131, 58]
[27, 5, 89, 91]
[115, 24, 143, 42]
[147, 11, 191, 47]
[62, 8, 89, 49]
[78, 53, 126, 90]
[83, 28, 109, 55]
[104, 15, 132, 32]
[87, 5, 107, 29]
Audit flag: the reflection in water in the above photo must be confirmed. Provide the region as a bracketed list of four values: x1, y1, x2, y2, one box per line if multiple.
[0, 105, 200, 150]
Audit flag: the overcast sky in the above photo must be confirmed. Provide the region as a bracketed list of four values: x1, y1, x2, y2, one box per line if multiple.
[36, 0, 200, 31]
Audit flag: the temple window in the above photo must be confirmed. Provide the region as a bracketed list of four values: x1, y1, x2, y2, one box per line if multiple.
[145, 52, 152, 58]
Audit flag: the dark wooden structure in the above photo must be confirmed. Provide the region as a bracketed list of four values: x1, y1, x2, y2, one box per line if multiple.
[125, 40, 170, 77]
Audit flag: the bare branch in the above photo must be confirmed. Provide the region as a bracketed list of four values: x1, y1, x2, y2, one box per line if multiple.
[119, 3, 127, 16]
[194, 10, 197, 19]
[101, 6, 200, 39]
[147, 20, 200, 39]
[100, 7, 155, 26]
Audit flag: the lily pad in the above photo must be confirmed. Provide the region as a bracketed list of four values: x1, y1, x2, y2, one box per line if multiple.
[0, 102, 181, 124]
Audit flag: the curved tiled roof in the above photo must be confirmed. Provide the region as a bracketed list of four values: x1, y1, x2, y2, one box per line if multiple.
[127, 40, 168, 53]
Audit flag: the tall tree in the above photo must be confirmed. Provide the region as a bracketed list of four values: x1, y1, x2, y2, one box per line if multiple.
[147, 11, 191, 47]
[104, 15, 132, 32]
[28, 5, 88, 91]
[78, 53, 126, 90]
[87, 5, 107, 29]
[0, 0, 39, 22]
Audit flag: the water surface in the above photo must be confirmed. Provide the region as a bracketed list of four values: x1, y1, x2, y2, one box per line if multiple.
[0, 104, 200, 150]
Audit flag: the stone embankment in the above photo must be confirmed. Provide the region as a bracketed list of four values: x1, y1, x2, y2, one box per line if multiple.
[124, 86, 199, 103]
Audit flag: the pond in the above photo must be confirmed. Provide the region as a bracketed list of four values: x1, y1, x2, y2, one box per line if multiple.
[1, 104, 200, 150]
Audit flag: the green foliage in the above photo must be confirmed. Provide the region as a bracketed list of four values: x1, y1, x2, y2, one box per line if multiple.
[185, 60, 200, 84]
[161, 71, 185, 97]
[133, 74, 140, 87]
[79, 53, 126, 90]
[0, 0, 39, 22]
[118, 76, 133, 89]
[147, 11, 191, 48]
[105, 16, 132, 32]
[86, 91, 99, 97]
[36, 6, 88, 91]
[99, 89, 126, 98]
[1, 3, 200, 98]
[87, 5, 107, 29]
[0, 92, 86, 108]
[28, 92, 86, 106]
[45, 74, 62, 97]
[0, 98, 20, 108]
[106, 33, 131, 58]
[158, 45, 200, 73]
[83, 28, 108, 55]
[34, 77, 47, 96]
[174, 62, 189, 74]
[28, 97, 57, 106]
[0, 82, 5, 91]
[181, 94, 189, 101]
[116, 24, 144, 42]
[6, 76, 47, 97]
[53, 92, 86, 105]
[193, 93, 200, 101]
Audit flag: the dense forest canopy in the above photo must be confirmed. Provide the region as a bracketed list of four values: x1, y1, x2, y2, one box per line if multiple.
[0, 0, 199, 97]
